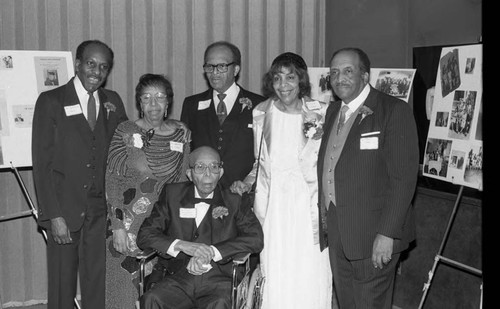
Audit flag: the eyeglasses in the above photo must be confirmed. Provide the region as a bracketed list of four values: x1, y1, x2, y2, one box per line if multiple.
[203, 62, 235, 73]
[140, 93, 168, 104]
[191, 162, 222, 174]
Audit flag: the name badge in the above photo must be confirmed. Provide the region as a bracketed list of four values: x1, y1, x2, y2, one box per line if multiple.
[305, 100, 321, 110]
[170, 141, 183, 152]
[64, 104, 83, 116]
[198, 99, 211, 110]
[180, 208, 196, 218]
[248, 124, 253, 128]
[360, 137, 378, 149]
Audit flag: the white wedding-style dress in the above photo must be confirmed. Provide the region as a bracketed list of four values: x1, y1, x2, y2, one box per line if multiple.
[259, 107, 332, 309]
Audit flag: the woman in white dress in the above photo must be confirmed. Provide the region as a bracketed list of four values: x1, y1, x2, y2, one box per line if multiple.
[231, 52, 333, 308]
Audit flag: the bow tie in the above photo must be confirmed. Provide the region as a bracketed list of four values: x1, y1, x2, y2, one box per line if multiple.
[194, 198, 212, 204]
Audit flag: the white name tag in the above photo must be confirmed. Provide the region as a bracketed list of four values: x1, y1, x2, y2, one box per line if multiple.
[198, 99, 211, 110]
[305, 100, 321, 110]
[64, 104, 83, 116]
[360, 137, 378, 149]
[180, 207, 196, 218]
[170, 141, 183, 152]
[248, 124, 253, 128]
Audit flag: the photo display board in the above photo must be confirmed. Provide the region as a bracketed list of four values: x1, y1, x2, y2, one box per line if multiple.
[422, 44, 482, 190]
[308, 67, 416, 103]
[0, 50, 74, 169]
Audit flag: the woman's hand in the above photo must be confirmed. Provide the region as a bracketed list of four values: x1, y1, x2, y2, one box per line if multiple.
[230, 180, 253, 196]
[113, 228, 128, 255]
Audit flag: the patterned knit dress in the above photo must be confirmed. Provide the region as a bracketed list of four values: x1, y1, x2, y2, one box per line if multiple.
[104, 120, 190, 309]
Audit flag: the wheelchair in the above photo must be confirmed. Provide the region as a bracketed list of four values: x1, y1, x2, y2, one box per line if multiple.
[136, 250, 264, 309]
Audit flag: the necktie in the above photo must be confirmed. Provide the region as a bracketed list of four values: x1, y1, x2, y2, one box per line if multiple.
[87, 91, 96, 130]
[336, 105, 349, 135]
[216, 93, 227, 125]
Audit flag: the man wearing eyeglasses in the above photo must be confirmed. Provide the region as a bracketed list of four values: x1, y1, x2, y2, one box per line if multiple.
[137, 146, 264, 309]
[181, 41, 266, 189]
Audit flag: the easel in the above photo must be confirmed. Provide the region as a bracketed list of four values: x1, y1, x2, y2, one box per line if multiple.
[0, 162, 81, 309]
[418, 185, 482, 309]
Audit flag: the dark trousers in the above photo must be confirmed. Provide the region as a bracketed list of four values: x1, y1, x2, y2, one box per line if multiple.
[327, 204, 399, 309]
[46, 197, 106, 309]
[140, 267, 231, 309]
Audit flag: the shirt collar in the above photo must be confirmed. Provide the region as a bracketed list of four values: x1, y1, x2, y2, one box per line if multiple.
[342, 83, 370, 112]
[74, 75, 99, 105]
[213, 82, 240, 111]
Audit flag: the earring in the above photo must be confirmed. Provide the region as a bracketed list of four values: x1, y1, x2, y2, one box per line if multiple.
[140, 110, 144, 118]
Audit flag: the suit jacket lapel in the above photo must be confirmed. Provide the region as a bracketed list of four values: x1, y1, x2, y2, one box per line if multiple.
[96, 89, 109, 136]
[180, 185, 197, 239]
[343, 87, 378, 149]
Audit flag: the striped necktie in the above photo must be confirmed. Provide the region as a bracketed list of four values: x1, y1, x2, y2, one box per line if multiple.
[217, 93, 227, 125]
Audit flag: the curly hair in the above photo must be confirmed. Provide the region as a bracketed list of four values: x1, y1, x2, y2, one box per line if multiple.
[262, 52, 311, 99]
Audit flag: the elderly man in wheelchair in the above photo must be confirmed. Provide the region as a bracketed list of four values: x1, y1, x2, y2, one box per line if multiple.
[136, 146, 264, 309]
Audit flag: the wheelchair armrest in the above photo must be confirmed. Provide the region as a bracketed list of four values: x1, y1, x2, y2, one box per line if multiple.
[232, 252, 251, 265]
[136, 248, 157, 262]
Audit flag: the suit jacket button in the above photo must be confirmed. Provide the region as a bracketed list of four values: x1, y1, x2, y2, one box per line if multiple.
[219, 129, 223, 133]
[194, 232, 199, 239]
[83, 184, 88, 189]
[80, 212, 85, 217]
[86, 164, 91, 168]
[217, 146, 221, 150]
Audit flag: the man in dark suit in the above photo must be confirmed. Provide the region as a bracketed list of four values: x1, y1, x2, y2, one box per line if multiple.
[138, 146, 264, 309]
[318, 47, 419, 308]
[181, 41, 266, 189]
[32, 40, 128, 309]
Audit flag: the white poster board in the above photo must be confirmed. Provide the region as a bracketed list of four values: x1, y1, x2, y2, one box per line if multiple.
[0, 50, 74, 169]
[422, 44, 482, 190]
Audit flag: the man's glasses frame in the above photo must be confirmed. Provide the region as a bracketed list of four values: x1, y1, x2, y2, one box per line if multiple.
[191, 162, 223, 174]
[140, 92, 168, 104]
[203, 62, 235, 73]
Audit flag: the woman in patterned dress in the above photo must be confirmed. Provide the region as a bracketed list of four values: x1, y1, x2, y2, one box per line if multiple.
[105, 74, 191, 309]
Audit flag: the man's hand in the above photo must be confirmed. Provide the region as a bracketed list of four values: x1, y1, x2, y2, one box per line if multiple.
[230, 180, 252, 196]
[50, 217, 72, 244]
[176, 241, 215, 261]
[112, 228, 128, 254]
[372, 234, 394, 269]
[186, 256, 212, 275]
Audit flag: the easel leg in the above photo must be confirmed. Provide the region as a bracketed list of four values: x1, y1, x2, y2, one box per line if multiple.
[418, 186, 464, 309]
[418, 185, 482, 308]
[10, 163, 81, 309]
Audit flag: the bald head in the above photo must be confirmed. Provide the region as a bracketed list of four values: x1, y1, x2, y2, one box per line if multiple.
[187, 146, 223, 197]
[189, 146, 220, 166]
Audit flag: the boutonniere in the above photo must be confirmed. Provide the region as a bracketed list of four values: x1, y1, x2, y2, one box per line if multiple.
[239, 97, 253, 112]
[302, 102, 326, 140]
[304, 119, 324, 140]
[130, 133, 144, 148]
[212, 206, 229, 220]
[358, 105, 373, 124]
[103, 102, 116, 119]
[128, 129, 154, 149]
